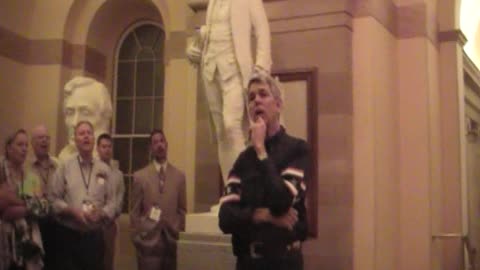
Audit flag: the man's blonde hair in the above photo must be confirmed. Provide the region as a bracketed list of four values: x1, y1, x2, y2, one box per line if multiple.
[247, 72, 283, 102]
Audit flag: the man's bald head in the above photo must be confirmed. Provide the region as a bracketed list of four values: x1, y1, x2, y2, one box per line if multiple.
[31, 124, 51, 159]
[32, 125, 48, 137]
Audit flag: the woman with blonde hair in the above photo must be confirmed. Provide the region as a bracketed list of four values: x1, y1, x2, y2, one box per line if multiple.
[0, 129, 49, 270]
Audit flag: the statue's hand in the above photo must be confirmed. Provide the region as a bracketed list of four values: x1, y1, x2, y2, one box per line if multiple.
[186, 27, 205, 65]
[186, 42, 202, 65]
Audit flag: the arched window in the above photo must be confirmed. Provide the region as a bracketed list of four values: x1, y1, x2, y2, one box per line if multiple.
[113, 23, 165, 212]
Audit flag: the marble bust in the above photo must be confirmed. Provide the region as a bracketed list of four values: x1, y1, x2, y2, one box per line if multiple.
[58, 76, 113, 163]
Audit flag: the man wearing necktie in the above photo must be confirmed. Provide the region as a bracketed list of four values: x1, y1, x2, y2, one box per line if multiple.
[130, 129, 186, 270]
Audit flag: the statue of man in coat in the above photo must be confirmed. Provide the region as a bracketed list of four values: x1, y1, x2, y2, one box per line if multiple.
[187, 0, 272, 182]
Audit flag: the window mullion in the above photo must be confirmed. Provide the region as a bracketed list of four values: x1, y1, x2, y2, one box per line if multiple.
[114, 23, 165, 213]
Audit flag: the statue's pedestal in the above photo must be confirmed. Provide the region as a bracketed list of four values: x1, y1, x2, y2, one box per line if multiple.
[178, 212, 235, 270]
[178, 232, 235, 270]
[185, 211, 221, 234]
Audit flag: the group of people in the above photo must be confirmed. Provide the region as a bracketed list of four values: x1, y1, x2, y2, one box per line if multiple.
[0, 123, 121, 270]
[0, 122, 186, 270]
[0, 0, 311, 268]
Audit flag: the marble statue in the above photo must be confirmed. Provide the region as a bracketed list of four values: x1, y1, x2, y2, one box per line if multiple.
[187, 0, 272, 182]
[58, 76, 113, 163]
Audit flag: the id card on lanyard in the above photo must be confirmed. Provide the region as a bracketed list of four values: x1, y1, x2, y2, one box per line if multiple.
[148, 206, 162, 222]
[82, 200, 95, 213]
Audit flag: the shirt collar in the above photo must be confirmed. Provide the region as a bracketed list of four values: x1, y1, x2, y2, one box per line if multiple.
[77, 155, 93, 166]
[33, 156, 56, 168]
[153, 160, 167, 173]
[265, 126, 285, 144]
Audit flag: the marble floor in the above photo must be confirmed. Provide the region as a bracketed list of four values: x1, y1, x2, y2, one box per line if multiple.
[114, 214, 137, 270]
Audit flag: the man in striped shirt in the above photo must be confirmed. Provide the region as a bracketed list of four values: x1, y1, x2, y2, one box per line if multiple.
[219, 72, 310, 270]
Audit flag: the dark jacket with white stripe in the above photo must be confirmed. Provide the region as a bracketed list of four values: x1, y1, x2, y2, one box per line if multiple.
[218, 127, 309, 257]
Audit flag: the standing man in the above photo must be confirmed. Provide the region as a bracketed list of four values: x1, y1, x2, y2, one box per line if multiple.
[49, 121, 116, 270]
[30, 125, 58, 197]
[96, 133, 125, 270]
[30, 125, 59, 270]
[219, 73, 310, 270]
[130, 129, 186, 270]
[186, 0, 272, 182]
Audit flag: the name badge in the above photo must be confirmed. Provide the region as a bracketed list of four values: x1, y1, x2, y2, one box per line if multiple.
[97, 177, 105, 185]
[82, 200, 94, 213]
[149, 206, 162, 222]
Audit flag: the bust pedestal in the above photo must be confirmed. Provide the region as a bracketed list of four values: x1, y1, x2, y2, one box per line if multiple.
[178, 212, 235, 270]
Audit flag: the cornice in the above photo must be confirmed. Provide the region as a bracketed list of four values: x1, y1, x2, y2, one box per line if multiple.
[438, 29, 467, 47]
[464, 52, 480, 96]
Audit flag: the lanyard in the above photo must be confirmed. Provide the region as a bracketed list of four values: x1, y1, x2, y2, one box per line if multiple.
[3, 159, 25, 196]
[39, 170, 49, 185]
[37, 162, 51, 185]
[77, 156, 93, 195]
[19, 170, 24, 195]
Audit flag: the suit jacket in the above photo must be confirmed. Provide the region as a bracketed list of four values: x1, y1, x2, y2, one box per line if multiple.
[130, 162, 186, 257]
[201, 0, 272, 87]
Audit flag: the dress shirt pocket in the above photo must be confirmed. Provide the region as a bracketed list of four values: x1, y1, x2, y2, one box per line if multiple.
[89, 177, 108, 206]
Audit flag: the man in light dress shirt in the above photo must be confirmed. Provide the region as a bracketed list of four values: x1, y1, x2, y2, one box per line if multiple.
[49, 121, 116, 270]
[96, 133, 125, 270]
[29, 125, 59, 270]
[130, 129, 186, 270]
[30, 125, 58, 197]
